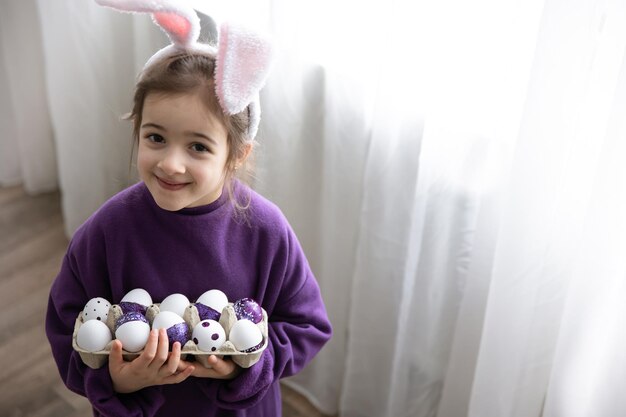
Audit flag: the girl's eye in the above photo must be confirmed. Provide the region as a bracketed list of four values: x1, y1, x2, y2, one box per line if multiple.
[146, 134, 165, 143]
[191, 143, 211, 153]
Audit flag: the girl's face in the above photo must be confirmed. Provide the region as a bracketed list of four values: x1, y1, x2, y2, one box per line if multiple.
[137, 92, 230, 211]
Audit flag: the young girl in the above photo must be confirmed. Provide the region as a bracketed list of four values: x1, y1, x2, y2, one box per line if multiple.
[45, 2, 332, 416]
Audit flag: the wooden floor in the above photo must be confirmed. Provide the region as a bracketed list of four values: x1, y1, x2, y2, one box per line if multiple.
[0, 185, 329, 417]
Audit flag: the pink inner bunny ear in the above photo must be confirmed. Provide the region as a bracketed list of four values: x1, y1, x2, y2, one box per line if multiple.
[153, 12, 192, 45]
[151, 8, 200, 47]
[94, 0, 200, 48]
[215, 22, 274, 115]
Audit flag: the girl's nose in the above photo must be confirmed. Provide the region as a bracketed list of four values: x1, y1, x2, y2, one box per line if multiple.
[157, 148, 186, 175]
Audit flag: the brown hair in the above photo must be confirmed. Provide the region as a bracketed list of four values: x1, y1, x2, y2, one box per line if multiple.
[126, 52, 255, 212]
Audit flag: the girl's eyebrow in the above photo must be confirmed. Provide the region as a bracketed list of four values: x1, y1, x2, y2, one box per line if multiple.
[141, 122, 166, 130]
[141, 122, 218, 146]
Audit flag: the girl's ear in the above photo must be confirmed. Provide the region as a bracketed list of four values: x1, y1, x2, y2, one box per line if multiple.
[236, 143, 254, 168]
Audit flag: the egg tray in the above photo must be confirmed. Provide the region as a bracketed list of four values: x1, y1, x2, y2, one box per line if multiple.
[72, 303, 269, 370]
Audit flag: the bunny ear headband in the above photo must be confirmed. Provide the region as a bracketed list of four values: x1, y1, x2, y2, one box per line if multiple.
[94, 0, 274, 141]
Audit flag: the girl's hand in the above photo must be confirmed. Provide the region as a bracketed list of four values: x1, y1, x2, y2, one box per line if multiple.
[187, 355, 241, 379]
[109, 328, 195, 393]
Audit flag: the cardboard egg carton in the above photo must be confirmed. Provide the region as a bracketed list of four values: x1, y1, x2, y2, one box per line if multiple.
[72, 303, 268, 370]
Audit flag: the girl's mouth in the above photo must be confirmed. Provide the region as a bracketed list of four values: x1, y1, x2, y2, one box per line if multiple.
[156, 176, 189, 191]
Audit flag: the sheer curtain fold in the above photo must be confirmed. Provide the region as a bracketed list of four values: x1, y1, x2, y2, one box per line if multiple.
[542, 54, 626, 417]
[542, 6, 626, 415]
[467, 2, 626, 416]
[256, 52, 374, 414]
[0, 0, 57, 193]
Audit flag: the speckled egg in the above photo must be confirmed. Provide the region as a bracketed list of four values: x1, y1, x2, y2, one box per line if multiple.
[233, 298, 263, 324]
[115, 312, 150, 352]
[82, 297, 111, 322]
[192, 320, 226, 352]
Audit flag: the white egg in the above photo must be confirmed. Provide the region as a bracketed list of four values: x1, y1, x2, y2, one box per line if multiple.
[159, 293, 190, 318]
[115, 313, 150, 352]
[76, 319, 112, 352]
[196, 289, 228, 313]
[192, 320, 226, 352]
[228, 319, 263, 352]
[121, 288, 152, 307]
[82, 297, 111, 322]
[152, 311, 185, 330]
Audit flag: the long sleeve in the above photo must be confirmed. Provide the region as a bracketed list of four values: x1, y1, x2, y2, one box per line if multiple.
[45, 229, 166, 417]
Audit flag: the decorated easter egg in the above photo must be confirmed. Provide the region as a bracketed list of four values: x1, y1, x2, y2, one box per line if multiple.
[115, 312, 150, 352]
[152, 311, 189, 350]
[233, 298, 263, 324]
[76, 319, 112, 352]
[228, 319, 264, 353]
[82, 297, 111, 322]
[119, 288, 152, 315]
[192, 320, 226, 352]
[159, 293, 190, 318]
[196, 289, 228, 321]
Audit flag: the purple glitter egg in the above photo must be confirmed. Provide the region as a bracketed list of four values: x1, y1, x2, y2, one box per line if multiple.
[165, 322, 190, 350]
[233, 298, 263, 324]
[196, 303, 221, 321]
[115, 312, 150, 352]
[115, 311, 148, 329]
[119, 301, 147, 315]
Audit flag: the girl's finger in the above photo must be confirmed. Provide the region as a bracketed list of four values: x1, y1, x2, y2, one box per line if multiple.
[151, 328, 169, 368]
[108, 339, 124, 369]
[176, 359, 194, 372]
[136, 329, 159, 367]
[207, 355, 235, 377]
[164, 342, 182, 375]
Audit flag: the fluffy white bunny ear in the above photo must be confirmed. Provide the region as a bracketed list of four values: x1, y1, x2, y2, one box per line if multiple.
[215, 22, 273, 115]
[95, 0, 274, 141]
[95, 0, 199, 48]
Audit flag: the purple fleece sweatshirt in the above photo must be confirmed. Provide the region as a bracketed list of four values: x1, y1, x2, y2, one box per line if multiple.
[46, 181, 332, 417]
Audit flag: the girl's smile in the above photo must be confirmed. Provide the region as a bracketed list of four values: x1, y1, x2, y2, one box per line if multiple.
[155, 176, 190, 191]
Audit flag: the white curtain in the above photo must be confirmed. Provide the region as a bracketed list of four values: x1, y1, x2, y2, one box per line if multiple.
[3, 0, 626, 416]
[255, 1, 626, 416]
